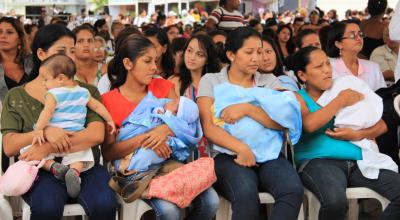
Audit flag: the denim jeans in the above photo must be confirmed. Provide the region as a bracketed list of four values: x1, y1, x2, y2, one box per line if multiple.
[22, 165, 118, 220]
[146, 187, 219, 220]
[213, 153, 304, 220]
[300, 159, 400, 220]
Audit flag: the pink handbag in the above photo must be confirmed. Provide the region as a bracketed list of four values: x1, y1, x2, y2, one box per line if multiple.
[0, 159, 46, 196]
[146, 157, 217, 208]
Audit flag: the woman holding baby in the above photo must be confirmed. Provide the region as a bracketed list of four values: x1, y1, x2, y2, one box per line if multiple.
[101, 34, 219, 220]
[197, 27, 304, 220]
[291, 45, 400, 220]
[1, 24, 117, 220]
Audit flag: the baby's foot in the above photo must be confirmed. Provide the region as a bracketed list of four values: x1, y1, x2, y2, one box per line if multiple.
[65, 169, 81, 198]
[50, 162, 69, 181]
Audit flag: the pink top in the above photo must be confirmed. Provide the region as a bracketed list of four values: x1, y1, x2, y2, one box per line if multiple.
[330, 57, 386, 91]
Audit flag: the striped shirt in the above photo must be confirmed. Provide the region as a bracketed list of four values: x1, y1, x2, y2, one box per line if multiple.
[209, 7, 244, 31]
[47, 86, 90, 132]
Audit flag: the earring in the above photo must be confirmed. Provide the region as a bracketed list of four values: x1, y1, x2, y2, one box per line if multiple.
[339, 48, 342, 56]
[17, 45, 21, 50]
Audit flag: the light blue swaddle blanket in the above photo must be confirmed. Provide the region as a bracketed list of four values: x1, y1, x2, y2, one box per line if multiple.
[115, 92, 203, 173]
[213, 82, 302, 163]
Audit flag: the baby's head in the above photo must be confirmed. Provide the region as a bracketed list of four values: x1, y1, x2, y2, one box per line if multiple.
[164, 98, 179, 115]
[39, 54, 76, 90]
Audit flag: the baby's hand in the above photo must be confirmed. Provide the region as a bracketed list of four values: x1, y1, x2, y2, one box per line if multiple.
[32, 130, 45, 146]
[107, 121, 116, 134]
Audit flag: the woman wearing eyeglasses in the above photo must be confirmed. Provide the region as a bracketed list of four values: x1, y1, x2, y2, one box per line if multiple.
[93, 36, 107, 63]
[326, 21, 386, 92]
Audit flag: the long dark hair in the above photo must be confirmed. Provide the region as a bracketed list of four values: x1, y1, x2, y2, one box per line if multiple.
[0, 17, 30, 64]
[260, 36, 285, 77]
[276, 24, 295, 56]
[108, 35, 154, 89]
[29, 24, 75, 81]
[143, 27, 173, 77]
[179, 35, 221, 95]
[225, 26, 261, 54]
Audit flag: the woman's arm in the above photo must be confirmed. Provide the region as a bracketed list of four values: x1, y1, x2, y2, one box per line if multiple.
[198, 97, 256, 166]
[222, 103, 283, 130]
[102, 85, 178, 161]
[296, 89, 363, 133]
[326, 119, 387, 141]
[2, 131, 48, 157]
[66, 121, 105, 152]
[167, 75, 181, 96]
[101, 128, 146, 162]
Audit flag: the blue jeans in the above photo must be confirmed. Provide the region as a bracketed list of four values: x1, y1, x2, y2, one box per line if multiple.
[300, 159, 400, 220]
[146, 187, 219, 220]
[213, 154, 304, 220]
[22, 165, 118, 220]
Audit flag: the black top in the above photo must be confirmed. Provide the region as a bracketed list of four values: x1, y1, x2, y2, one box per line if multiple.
[4, 73, 28, 89]
[361, 37, 384, 59]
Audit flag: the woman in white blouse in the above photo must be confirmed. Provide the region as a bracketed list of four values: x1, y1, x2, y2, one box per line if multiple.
[326, 21, 386, 92]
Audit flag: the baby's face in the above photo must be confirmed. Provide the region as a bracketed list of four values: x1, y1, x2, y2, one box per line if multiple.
[40, 66, 59, 90]
[164, 99, 179, 115]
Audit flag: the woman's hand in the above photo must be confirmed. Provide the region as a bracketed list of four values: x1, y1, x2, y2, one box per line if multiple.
[151, 142, 172, 159]
[44, 127, 73, 153]
[336, 89, 364, 108]
[142, 125, 172, 149]
[325, 128, 362, 141]
[19, 143, 52, 161]
[234, 144, 256, 167]
[221, 103, 249, 124]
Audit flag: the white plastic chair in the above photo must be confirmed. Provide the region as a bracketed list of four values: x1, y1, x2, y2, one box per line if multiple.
[305, 187, 390, 220]
[118, 196, 152, 220]
[22, 199, 89, 220]
[216, 193, 305, 220]
[0, 194, 13, 220]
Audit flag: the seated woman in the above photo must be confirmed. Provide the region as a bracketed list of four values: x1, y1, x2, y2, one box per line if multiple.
[1, 24, 117, 220]
[292, 46, 400, 220]
[259, 36, 300, 91]
[115, 95, 202, 175]
[197, 26, 304, 220]
[101, 34, 219, 220]
[168, 34, 221, 157]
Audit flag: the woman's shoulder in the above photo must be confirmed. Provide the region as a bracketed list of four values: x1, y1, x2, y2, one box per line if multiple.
[359, 59, 381, 72]
[255, 72, 282, 89]
[167, 75, 180, 83]
[5, 85, 27, 98]
[101, 88, 118, 100]
[149, 78, 174, 98]
[77, 81, 98, 94]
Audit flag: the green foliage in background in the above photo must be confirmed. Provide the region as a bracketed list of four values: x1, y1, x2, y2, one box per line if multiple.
[91, 0, 108, 12]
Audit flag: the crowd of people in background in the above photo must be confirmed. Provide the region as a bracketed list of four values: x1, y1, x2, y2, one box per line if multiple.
[3, 0, 400, 219]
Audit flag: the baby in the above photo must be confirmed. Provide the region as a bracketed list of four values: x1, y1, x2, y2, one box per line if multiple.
[25, 54, 115, 198]
[115, 93, 202, 176]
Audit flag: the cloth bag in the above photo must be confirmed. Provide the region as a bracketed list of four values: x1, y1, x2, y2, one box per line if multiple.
[145, 157, 217, 208]
[109, 160, 183, 203]
[0, 159, 46, 196]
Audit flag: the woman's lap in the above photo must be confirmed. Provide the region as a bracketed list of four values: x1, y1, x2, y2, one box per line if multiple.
[300, 158, 400, 220]
[23, 165, 117, 220]
[146, 187, 219, 220]
[213, 153, 303, 220]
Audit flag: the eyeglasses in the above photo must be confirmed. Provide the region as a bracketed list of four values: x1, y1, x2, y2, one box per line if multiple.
[342, 31, 366, 40]
[93, 47, 106, 52]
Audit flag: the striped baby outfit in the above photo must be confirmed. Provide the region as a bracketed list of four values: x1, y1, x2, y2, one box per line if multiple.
[47, 86, 90, 132]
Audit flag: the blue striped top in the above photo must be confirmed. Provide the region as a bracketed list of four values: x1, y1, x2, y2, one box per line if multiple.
[47, 86, 90, 132]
